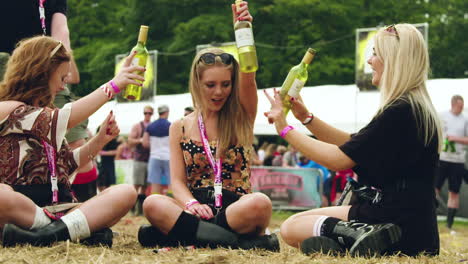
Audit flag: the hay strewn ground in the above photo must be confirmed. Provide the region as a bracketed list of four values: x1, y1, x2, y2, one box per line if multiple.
[1, 212, 468, 264]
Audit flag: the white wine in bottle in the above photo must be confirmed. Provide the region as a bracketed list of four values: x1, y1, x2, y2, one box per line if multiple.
[123, 25, 149, 101]
[233, 0, 258, 73]
[280, 48, 316, 115]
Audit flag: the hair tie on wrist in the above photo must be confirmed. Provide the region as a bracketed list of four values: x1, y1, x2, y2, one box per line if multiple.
[280, 125, 295, 138]
[100, 84, 113, 100]
[302, 113, 314, 125]
[109, 80, 121, 94]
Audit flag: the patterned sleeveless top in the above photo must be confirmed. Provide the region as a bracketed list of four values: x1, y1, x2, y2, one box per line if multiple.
[180, 119, 252, 196]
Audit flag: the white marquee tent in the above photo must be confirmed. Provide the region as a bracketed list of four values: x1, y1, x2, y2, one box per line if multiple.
[87, 78, 468, 136]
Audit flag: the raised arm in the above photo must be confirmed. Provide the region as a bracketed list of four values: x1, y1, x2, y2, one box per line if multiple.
[288, 93, 351, 146]
[264, 89, 355, 171]
[67, 52, 144, 129]
[232, 2, 258, 122]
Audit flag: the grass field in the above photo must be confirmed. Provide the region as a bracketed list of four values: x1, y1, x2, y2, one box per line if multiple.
[1, 211, 468, 264]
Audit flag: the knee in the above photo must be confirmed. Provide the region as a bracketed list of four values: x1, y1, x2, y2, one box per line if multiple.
[112, 184, 138, 207]
[0, 184, 13, 192]
[244, 193, 272, 218]
[280, 217, 299, 247]
[143, 195, 172, 221]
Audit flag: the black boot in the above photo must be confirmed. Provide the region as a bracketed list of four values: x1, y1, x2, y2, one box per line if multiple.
[238, 233, 280, 252]
[194, 221, 240, 248]
[2, 220, 70, 247]
[80, 228, 113, 248]
[327, 221, 402, 256]
[138, 225, 180, 247]
[300, 236, 344, 256]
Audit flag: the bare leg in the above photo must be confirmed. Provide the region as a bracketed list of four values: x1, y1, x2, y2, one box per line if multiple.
[76, 184, 137, 232]
[225, 193, 272, 235]
[151, 183, 163, 195]
[280, 205, 351, 248]
[0, 184, 37, 229]
[447, 191, 459, 208]
[143, 194, 184, 234]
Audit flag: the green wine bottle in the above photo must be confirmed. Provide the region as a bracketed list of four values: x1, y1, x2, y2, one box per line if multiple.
[234, 0, 258, 73]
[123, 25, 149, 101]
[280, 48, 316, 115]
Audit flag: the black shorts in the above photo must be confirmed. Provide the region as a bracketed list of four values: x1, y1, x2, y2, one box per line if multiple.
[13, 184, 74, 207]
[435, 160, 465, 193]
[71, 180, 97, 202]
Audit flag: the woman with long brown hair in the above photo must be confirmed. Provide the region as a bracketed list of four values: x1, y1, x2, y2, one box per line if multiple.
[0, 35, 143, 247]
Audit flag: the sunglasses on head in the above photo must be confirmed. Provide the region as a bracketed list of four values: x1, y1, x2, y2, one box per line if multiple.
[144, 112, 153, 115]
[198, 53, 234, 66]
[385, 24, 399, 40]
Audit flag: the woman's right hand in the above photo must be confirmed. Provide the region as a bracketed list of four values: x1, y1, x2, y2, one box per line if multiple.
[290, 95, 311, 123]
[187, 203, 214, 220]
[111, 51, 146, 92]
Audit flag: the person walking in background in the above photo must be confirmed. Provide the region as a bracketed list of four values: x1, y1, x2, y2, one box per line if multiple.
[265, 24, 442, 256]
[263, 143, 277, 166]
[282, 145, 299, 168]
[436, 95, 468, 234]
[128, 106, 152, 215]
[272, 145, 287, 166]
[115, 136, 134, 160]
[143, 105, 171, 196]
[96, 127, 119, 192]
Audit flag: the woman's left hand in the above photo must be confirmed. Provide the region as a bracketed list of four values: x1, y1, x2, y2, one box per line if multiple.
[232, 1, 253, 24]
[97, 111, 120, 143]
[263, 88, 289, 134]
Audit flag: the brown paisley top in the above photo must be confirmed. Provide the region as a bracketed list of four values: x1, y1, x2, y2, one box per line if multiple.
[180, 120, 252, 196]
[0, 104, 79, 187]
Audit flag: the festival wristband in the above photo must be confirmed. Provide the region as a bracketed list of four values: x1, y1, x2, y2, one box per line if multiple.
[109, 80, 121, 94]
[302, 113, 314, 125]
[280, 125, 295, 138]
[185, 199, 200, 209]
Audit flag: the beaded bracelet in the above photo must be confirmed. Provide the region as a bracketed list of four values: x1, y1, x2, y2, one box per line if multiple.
[185, 199, 200, 209]
[109, 80, 121, 94]
[280, 125, 295, 138]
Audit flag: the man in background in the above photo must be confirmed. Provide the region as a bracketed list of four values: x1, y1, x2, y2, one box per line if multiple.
[143, 105, 171, 196]
[128, 106, 153, 215]
[436, 95, 468, 233]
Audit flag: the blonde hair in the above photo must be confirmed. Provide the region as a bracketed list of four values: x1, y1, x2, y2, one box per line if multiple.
[374, 24, 442, 151]
[0, 36, 70, 107]
[189, 48, 253, 156]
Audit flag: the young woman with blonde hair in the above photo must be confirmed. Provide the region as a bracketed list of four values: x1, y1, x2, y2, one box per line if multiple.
[265, 24, 441, 256]
[138, 2, 278, 251]
[0, 35, 143, 247]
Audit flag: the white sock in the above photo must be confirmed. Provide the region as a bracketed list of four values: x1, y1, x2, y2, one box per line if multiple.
[60, 209, 91, 241]
[313, 216, 329, 237]
[30, 206, 52, 230]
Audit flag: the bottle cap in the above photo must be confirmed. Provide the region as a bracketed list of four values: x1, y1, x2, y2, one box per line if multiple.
[302, 48, 316, 64]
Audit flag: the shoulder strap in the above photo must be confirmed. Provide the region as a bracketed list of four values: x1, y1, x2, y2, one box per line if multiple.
[181, 117, 185, 135]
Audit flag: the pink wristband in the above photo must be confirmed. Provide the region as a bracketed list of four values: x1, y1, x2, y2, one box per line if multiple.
[185, 199, 200, 209]
[109, 80, 121, 94]
[280, 125, 294, 138]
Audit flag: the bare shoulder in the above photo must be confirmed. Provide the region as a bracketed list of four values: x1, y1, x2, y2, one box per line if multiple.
[0, 101, 25, 120]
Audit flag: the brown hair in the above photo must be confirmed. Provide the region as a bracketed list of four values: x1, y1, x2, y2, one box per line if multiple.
[0, 36, 71, 107]
[188, 48, 253, 156]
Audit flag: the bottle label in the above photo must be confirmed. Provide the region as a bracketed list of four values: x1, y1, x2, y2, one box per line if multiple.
[287, 79, 305, 98]
[235, 28, 255, 48]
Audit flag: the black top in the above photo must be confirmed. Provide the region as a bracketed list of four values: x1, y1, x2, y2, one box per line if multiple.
[0, 0, 67, 54]
[340, 99, 439, 205]
[339, 98, 440, 256]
